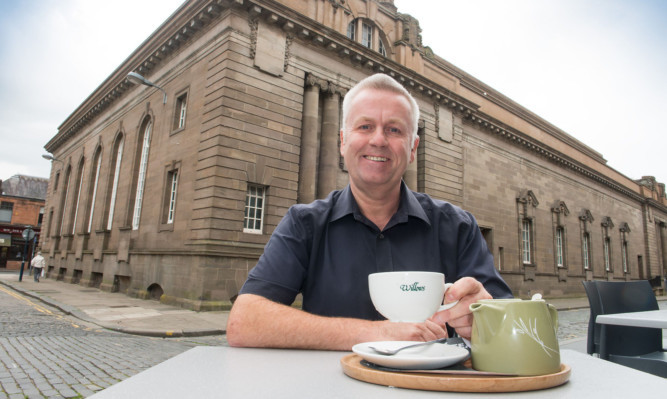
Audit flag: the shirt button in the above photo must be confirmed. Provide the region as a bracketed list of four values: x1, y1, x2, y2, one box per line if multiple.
[378, 234, 384, 239]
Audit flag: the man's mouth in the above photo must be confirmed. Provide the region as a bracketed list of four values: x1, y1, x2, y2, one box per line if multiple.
[364, 155, 388, 162]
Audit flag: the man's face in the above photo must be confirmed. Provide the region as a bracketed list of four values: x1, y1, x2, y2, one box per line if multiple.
[340, 88, 418, 193]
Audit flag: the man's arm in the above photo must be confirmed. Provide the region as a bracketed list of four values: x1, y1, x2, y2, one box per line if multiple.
[226, 293, 448, 351]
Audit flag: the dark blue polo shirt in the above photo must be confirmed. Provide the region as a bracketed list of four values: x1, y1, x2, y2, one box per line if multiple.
[240, 183, 512, 320]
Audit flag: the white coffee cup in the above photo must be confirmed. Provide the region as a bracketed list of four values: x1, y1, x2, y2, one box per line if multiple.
[368, 271, 459, 322]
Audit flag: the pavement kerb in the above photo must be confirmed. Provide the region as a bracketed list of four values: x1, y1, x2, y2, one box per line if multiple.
[0, 278, 226, 338]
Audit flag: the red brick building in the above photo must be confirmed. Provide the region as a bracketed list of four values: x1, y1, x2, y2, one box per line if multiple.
[0, 175, 48, 269]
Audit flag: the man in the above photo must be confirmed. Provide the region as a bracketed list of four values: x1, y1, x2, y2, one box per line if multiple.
[227, 74, 512, 350]
[30, 251, 45, 282]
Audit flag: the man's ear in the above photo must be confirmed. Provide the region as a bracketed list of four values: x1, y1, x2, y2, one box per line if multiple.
[339, 129, 346, 156]
[409, 136, 420, 163]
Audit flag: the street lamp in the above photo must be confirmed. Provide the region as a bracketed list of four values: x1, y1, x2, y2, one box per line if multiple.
[127, 71, 167, 104]
[42, 154, 62, 163]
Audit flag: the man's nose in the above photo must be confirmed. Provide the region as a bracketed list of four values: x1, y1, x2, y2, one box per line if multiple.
[368, 126, 388, 146]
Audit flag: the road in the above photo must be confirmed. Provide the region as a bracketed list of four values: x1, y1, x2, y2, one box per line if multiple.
[0, 285, 226, 398]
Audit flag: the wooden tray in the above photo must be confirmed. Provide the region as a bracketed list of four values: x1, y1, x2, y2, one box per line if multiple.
[340, 354, 571, 393]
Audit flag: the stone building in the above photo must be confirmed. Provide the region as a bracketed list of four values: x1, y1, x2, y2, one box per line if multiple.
[0, 175, 48, 269]
[41, 0, 666, 309]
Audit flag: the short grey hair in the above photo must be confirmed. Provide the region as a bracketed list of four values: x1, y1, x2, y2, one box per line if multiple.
[341, 74, 420, 145]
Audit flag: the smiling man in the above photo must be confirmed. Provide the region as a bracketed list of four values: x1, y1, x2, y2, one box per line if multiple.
[226, 74, 512, 350]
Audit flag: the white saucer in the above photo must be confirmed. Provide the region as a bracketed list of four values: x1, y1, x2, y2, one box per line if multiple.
[352, 341, 470, 370]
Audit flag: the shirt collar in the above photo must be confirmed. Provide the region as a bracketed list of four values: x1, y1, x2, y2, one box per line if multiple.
[331, 182, 431, 227]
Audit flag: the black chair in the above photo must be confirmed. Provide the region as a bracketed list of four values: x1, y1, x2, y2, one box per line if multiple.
[594, 280, 667, 377]
[582, 281, 602, 355]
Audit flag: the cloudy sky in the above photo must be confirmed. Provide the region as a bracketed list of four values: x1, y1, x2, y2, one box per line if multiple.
[1, 0, 665, 186]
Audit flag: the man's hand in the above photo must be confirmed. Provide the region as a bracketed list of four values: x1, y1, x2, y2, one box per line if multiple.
[368, 319, 448, 343]
[430, 277, 492, 339]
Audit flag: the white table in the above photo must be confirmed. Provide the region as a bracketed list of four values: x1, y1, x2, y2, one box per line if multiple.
[90, 347, 666, 398]
[596, 309, 667, 360]
[596, 309, 667, 328]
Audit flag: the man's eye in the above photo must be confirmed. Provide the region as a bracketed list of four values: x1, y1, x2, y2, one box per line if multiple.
[358, 124, 372, 131]
[385, 126, 402, 135]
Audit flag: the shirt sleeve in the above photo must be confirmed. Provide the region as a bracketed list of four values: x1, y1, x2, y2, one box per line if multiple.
[239, 206, 311, 305]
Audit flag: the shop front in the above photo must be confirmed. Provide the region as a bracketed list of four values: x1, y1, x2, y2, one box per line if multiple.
[0, 226, 40, 270]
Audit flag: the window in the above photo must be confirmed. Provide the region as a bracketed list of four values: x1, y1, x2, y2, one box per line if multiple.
[579, 209, 594, 272]
[162, 169, 179, 224]
[347, 18, 388, 56]
[132, 120, 152, 230]
[38, 207, 44, 226]
[582, 233, 591, 270]
[522, 219, 531, 264]
[53, 172, 60, 192]
[0, 201, 13, 223]
[70, 159, 85, 234]
[361, 22, 373, 48]
[619, 222, 631, 274]
[601, 216, 614, 273]
[87, 149, 102, 233]
[107, 136, 124, 230]
[378, 39, 386, 57]
[173, 92, 188, 131]
[346, 21, 356, 41]
[603, 238, 611, 272]
[58, 167, 72, 235]
[517, 189, 538, 267]
[621, 241, 628, 273]
[243, 185, 265, 234]
[47, 208, 54, 239]
[555, 227, 564, 267]
[551, 200, 569, 269]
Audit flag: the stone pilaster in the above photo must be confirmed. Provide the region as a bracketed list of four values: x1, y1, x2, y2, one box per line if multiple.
[317, 84, 341, 199]
[297, 75, 323, 204]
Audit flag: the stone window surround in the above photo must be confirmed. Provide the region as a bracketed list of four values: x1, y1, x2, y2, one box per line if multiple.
[601, 216, 614, 273]
[516, 189, 538, 279]
[171, 87, 190, 134]
[131, 117, 153, 231]
[159, 161, 182, 231]
[579, 209, 594, 273]
[551, 200, 570, 270]
[85, 145, 103, 235]
[68, 156, 86, 237]
[104, 132, 125, 232]
[618, 222, 631, 274]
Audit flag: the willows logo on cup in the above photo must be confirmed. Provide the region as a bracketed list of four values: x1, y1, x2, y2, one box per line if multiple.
[369, 272, 458, 322]
[400, 282, 426, 292]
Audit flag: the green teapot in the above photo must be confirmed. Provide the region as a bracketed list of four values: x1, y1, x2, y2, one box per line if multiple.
[470, 297, 561, 376]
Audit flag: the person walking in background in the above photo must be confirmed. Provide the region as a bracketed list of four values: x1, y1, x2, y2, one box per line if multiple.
[30, 251, 45, 282]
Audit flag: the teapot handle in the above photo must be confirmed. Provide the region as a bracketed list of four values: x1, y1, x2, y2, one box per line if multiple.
[547, 304, 558, 332]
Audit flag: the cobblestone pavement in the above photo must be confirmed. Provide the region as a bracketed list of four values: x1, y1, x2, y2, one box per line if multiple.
[0, 285, 225, 399]
[556, 308, 590, 342]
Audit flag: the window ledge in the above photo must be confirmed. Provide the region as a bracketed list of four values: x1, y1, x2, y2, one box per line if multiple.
[159, 223, 175, 232]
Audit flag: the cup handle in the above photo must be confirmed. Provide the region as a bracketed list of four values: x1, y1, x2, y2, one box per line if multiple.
[438, 283, 459, 311]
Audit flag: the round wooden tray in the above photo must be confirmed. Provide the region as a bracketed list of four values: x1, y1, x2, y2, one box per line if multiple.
[340, 354, 571, 393]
